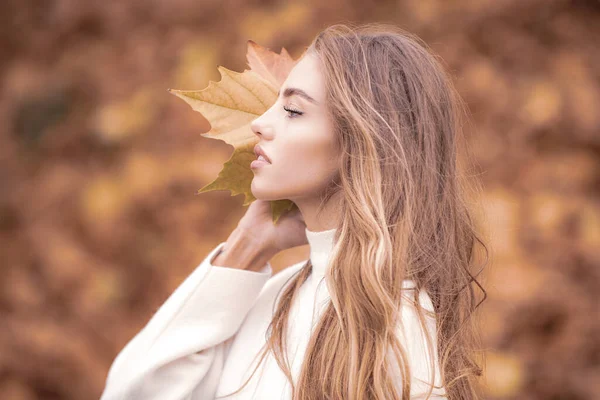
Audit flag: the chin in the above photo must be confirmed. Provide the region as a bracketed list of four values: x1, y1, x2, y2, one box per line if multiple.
[251, 180, 278, 201]
[251, 178, 304, 202]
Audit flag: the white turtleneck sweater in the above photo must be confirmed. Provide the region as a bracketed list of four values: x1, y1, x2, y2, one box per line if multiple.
[100, 228, 446, 399]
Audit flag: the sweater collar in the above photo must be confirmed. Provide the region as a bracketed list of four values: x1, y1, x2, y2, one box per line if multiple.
[304, 226, 418, 291]
[305, 226, 337, 282]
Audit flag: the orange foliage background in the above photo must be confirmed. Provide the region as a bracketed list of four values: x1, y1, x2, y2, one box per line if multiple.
[0, 1, 598, 399]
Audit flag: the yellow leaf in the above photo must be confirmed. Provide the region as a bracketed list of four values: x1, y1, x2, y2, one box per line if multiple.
[246, 39, 299, 87]
[169, 40, 304, 224]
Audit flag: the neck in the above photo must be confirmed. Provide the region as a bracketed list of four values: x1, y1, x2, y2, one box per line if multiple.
[294, 191, 343, 233]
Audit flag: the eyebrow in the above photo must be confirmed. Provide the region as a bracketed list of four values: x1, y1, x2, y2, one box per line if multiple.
[277, 87, 319, 105]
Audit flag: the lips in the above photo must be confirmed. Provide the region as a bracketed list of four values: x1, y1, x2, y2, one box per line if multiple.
[253, 144, 272, 164]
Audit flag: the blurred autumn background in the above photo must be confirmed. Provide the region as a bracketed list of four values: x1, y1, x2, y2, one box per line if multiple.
[1, 0, 599, 399]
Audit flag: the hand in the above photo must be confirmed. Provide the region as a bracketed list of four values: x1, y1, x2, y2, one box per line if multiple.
[237, 199, 308, 254]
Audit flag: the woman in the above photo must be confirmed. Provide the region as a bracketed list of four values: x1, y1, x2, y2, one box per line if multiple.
[101, 22, 488, 399]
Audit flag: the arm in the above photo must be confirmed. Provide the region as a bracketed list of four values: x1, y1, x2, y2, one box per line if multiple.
[100, 235, 276, 400]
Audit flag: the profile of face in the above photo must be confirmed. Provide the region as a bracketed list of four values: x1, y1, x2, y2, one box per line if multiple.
[250, 52, 340, 203]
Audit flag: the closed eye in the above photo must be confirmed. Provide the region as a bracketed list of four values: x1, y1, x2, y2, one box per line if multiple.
[283, 105, 303, 118]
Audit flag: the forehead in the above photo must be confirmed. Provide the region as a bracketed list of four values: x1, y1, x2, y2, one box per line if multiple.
[282, 53, 325, 104]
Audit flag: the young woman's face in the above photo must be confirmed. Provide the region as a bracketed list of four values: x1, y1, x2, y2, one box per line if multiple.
[250, 52, 340, 202]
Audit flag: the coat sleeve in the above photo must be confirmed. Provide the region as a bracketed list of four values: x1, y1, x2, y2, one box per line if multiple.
[100, 241, 273, 400]
[391, 288, 448, 399]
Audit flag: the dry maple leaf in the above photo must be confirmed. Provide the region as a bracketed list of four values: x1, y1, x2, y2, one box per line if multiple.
[169, 40, 306, 224]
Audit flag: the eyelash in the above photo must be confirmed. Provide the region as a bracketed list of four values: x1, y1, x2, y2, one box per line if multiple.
[283, 105, 303, 118]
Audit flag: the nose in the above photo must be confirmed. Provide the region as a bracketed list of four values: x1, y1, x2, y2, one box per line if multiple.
[250, 114, 273, 139]
[250, 118, 260, 137]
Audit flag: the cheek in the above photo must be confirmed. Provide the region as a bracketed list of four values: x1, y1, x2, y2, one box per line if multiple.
[271, 136, 338, 188]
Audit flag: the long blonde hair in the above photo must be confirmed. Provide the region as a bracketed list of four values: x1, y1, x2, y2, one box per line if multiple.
[219, 22, 489, 399]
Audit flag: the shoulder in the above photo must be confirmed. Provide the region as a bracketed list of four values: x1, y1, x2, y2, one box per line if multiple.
[395, 281, 446, 397]
[397, 281, 438, 347]
[257, 259, 308, 300]
[400, 280, 435, 313]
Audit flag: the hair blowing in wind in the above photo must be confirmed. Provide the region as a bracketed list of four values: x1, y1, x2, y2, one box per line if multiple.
[218, 22, 489, 400]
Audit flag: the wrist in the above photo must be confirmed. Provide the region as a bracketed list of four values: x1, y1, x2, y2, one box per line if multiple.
[213, 228, 277, 271]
